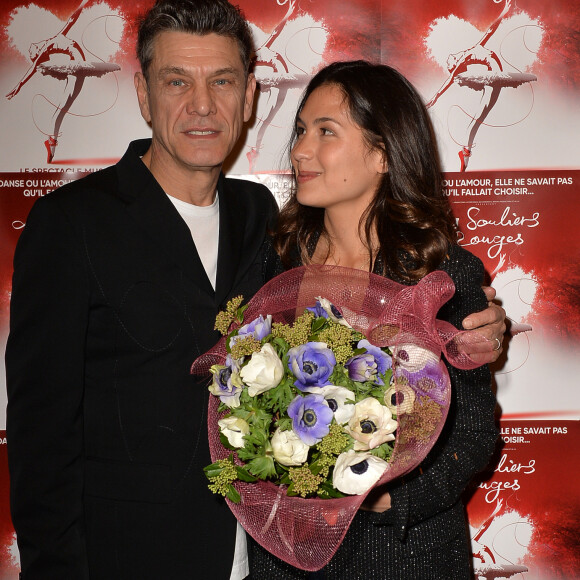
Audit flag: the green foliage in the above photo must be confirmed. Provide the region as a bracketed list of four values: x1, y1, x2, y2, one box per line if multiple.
[369, 440, 396, 461]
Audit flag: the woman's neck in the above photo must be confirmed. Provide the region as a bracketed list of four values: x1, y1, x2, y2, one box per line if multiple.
[312, 210, 376, 271]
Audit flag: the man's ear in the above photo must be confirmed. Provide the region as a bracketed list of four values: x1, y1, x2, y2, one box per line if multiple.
[134, 72, 151, 124]
[243, 73, 257, 123]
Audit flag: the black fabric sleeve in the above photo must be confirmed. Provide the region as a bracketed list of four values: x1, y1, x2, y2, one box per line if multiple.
[378, 245, 499, 533]
[261, 234, 284, 284]
[5, 196, 91, 579]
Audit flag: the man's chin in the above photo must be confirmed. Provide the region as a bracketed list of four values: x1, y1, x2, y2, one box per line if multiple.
[180, 148, 231, 170]
[183, 158, 226, 173]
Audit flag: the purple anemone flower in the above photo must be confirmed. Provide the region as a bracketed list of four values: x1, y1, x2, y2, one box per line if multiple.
[401, 360, 447, 405]
[287, 341, 336, 391]
[288, 394, 334, 446]
[209, 364, 242, 408]
[306, 300, 329, 319]
[345, 353, 377, 382]
[230, 314, 272, 348]
[230, 314, 272, 347]
[357, 340, 392, 385]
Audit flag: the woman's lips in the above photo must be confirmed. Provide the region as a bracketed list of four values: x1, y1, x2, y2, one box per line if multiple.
[296, 171, 320, 183]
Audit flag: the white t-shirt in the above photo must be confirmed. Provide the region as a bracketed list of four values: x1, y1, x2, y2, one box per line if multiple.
[230, 522, 249, 580]
[166, 193, 219, 289]
[167, 192, 249, 579]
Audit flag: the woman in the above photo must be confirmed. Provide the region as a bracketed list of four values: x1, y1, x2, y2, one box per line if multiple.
[251, 61, 499, 578]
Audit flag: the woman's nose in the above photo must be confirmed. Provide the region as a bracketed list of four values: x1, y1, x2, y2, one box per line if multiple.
[291, 135, 313, 161]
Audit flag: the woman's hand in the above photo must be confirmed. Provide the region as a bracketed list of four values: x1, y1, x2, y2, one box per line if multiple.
[360, 486, 391, 513]
[461, 286, 506, 364]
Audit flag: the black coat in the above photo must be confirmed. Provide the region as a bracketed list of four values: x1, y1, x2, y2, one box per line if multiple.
[6, 139, 278, 579]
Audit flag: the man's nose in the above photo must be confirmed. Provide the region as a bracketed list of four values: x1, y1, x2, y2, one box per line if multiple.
[186, 84, 216, 116]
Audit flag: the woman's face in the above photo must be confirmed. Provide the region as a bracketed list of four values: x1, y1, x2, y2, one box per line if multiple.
[291, 84, 385, 217]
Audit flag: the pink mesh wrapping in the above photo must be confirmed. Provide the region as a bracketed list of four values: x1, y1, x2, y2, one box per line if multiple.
[192, 265, 485, 570]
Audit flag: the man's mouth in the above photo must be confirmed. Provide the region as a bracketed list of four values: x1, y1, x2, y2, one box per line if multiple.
[186, 129, 217, 136]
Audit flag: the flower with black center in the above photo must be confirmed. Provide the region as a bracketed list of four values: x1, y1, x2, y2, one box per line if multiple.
[333, 450, 388, 495]
[288, 393, 334, 446]
[384, 382, 415, 415]
[315, 296, 352, 328]
[318, 385, 355, 424]
[345, 397, 397, 451]
[390, 343, 439, 373]
[287, 341, 336, 391]
[208, 363, 243, 408]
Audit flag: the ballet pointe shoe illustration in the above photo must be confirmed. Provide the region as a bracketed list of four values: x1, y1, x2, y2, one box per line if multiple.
[44, 136, 57, 163]
[458, 146, 471, 172]
[246, 146, 260, 173]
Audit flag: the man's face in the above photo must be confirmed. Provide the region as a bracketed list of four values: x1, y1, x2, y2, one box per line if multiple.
[135, 31, 255, 179]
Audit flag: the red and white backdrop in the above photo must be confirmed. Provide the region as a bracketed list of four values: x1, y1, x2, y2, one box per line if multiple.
[0, 0, 578, 577]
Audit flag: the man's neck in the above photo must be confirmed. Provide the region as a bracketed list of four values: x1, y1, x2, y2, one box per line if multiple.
[141, 145, 220, 207]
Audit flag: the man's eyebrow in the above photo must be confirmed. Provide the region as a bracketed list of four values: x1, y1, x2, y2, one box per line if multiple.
[157, 66, 187, 77]
[210, 67, 243, 78]
[156, 66, 242, 78]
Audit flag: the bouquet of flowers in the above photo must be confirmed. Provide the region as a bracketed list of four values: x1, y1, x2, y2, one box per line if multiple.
[192, 265, 482, 570]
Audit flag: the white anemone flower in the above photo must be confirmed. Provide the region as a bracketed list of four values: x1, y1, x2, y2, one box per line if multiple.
[384, 382, 416, 415]
[333, 450, 388, 495]
[390, 343, 439, 373]
[315, 296, 352, 328]
[345, 397, 398, 451]
[271, 428, 310, 466]
[217, 416, 250, 448]
[319, 385, 355, 424]
[240, 343, 284, 396]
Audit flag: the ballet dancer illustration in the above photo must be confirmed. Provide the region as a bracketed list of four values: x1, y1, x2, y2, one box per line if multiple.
[426, 0, 536, 171]
[472, 500, 529, 579]
[6, 0, 120, 163]
[248, 0, 325, 173]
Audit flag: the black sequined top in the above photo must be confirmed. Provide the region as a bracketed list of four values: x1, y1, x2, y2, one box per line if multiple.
[249, 240, 499, 580]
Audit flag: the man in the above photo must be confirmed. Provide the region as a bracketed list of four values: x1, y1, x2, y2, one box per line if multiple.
[5, 1, 504, 579]
[7, 1, 276, 578]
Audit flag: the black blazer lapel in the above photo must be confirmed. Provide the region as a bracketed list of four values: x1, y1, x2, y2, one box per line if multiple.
[215, 174, 245, 306]
[115, 142, 215, 298]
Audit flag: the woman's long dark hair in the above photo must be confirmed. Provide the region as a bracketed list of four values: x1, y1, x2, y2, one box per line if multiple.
[273, 60, 457, 282]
